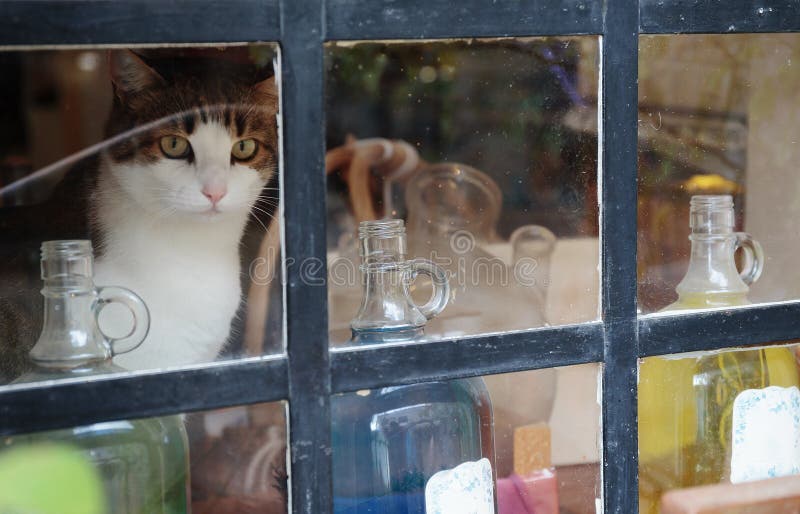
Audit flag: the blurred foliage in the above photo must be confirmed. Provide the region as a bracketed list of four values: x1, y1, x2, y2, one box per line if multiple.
[325, 38, 599, 238]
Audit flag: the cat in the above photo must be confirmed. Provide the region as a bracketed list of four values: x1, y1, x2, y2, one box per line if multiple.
[95, 49, 279, 370]
[0, 49, 279, 376]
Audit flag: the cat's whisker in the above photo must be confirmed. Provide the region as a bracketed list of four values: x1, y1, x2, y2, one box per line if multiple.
[250, 205, 276, 219]
[248, 209, 271, 233]
[250, 205, 276, 221]
[252, 206, 279, 217]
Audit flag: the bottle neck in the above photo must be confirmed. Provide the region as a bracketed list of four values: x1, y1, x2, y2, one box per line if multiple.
[675, 233, 749, 306]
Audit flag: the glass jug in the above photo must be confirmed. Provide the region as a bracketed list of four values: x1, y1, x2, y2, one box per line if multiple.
[4, 240, 190, 514]
[404, 163, 552, 337]
[638, 196, 800, 513]
[333, 220, 497, 514]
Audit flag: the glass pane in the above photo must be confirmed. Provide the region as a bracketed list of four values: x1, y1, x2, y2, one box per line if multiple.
[0, 45, 283, 386]
[638, 343, 800, 513]
[324, 38, 600, 346]
[638, 34, 800, 313]
[0, 401, 287, 513]
[332, 364, 601, 512]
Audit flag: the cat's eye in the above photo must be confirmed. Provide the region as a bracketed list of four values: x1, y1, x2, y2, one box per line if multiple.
[232, 139, 258, 161]
[159, 135, 191, 159]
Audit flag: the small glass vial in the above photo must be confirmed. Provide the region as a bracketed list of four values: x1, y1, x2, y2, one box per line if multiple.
[4, 240, 190, 514]
[670, 195, 762, 309]
[350, 219, 449, 342]
[333, 220, 497, 513]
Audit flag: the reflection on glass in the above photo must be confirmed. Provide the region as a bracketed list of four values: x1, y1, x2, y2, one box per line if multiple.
[0, 45, 283, 385]
[0, 402, 288, 514]
[332, 365, 602, 514]
[638, 34, 800, 311]
[638, 196, 800, 513]
[325, 38, 600, 343]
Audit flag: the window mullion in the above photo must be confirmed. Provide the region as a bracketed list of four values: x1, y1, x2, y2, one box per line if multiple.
[600, 0, 640, 512]
[280, 0, 332, 513]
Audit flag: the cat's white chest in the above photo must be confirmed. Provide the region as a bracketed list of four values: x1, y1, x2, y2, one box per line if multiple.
[94, 245, 242, 371]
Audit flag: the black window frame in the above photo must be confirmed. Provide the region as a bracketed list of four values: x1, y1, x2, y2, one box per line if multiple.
[1, 1, 799, 512]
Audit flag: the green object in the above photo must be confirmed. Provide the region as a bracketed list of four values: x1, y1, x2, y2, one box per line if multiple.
[0, 443, 105, 514]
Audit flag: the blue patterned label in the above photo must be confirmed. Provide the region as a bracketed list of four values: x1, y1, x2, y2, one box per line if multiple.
[731, 385, 800, 483]
[425, 458, 494, 514]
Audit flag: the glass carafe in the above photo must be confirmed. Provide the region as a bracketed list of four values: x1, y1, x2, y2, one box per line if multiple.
[638, 196, 800, 513]
[333, 220, 497, 514]
[404, 163, 551, 337]
[3, 240, 190, 514]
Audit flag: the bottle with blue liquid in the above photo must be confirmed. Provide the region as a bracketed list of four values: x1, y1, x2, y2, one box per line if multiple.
[333, 220, 497, 514]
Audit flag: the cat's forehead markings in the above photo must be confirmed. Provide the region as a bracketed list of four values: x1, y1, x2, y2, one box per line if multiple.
[188, 122, 234, 169]
[182, 113, 196, 135]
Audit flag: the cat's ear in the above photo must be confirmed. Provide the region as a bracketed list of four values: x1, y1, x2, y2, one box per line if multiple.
[109, 50, 165, 99]
[253, 75, 278, 101]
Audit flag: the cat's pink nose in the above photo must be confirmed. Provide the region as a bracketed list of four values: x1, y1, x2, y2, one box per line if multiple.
[202, 185, 227, 206]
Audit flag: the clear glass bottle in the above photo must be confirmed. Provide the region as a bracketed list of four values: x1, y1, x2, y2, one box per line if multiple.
[638, 196, 800, 513]
[350, 219, 450, 343]
[3, 240, 190, 514]
[333, 220, 497, 513]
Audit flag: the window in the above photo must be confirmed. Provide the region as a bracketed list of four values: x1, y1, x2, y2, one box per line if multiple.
[325, 37, 600, 344]
[0, 1, 797, 514]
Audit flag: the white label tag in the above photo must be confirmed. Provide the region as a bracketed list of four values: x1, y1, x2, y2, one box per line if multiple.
[425, 458, 494, 514]
[731, 385, 800, 483]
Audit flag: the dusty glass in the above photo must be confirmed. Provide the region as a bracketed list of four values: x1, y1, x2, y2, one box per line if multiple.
[638, 34, 800, 312]
[325, 37, 601, 345]
[0, 45, 284, 386]
[637, 36, 800, 512]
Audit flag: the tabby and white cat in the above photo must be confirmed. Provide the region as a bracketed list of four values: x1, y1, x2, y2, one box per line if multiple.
[91, 50, 279, 370]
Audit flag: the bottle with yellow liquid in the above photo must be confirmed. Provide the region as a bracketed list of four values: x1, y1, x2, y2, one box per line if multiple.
[638, 195, 800, 513]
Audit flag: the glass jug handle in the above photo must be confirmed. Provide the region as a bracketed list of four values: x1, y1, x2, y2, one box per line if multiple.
[408, 258, 450, 320]
[734, 232, 764, 286]
[94, 286, 151, 356]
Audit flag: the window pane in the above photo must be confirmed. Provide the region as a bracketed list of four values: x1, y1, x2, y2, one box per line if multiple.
[0, 45, 284, 386]
[324, 38, 600, 346]
[332, 364, 601, 512]
[638, 34, 800, 313]
[638, 343, 800, 513]
[0, 401, 287, 513]
[637, 35, 800, 512]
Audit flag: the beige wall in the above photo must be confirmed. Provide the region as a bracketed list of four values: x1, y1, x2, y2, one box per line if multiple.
[744, 35, 800, 303]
